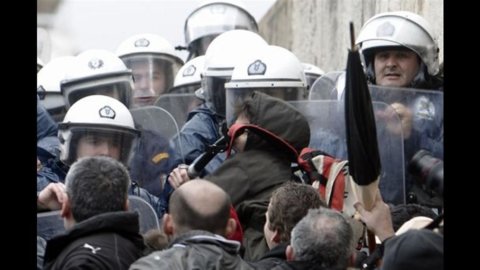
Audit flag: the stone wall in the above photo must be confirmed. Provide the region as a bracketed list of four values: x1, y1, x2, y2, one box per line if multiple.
[259, 0, 443, 73]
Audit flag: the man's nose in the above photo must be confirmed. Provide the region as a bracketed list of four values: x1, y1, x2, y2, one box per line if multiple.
[96, 141, 114, 157]
[138, 77, 151, 89]
[385, 56, 398, 67]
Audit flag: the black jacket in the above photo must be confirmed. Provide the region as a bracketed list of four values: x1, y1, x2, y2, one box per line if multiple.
[206, 92, 311, 260]
[130, 230, 254, 270]
[249, 243, 288, 269]
[43, 211, 145, 270]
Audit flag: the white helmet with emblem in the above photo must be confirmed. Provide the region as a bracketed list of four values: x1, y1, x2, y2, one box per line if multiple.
[184, 0, 258, 60]
[61, 49, 135, 109]
[116, 33, 184, 107]
[37, 56, 76, 122]
[202, 29, 268, 117]
[169, 55, 205, 94]
[225, 45, 307, 124]
[355, 11, 440, 78]
[58, 95, 139, 165]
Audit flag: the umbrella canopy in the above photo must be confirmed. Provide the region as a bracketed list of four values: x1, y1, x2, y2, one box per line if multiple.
[344, 23, 381, 211]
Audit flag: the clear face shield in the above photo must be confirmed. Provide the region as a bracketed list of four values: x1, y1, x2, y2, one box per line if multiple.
[305, 73, 321, 90]
[168, 82, 201, 95]
[60, 125, 139, 166]
[37, 86, 66, 122]
[225, 87, 305, 126]
[122, 55, 181, 108]
[203, 75, 230, 118]
[62, 74, 134, 109]
[188, 34, 219, 58]
[185, 3, 258, 48]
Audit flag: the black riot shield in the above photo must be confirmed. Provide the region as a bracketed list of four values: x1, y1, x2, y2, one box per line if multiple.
[154, 93, 203, 129]
[290, 100, 406, 205]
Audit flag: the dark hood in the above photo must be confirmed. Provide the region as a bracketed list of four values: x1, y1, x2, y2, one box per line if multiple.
[245, 92, 310, 158]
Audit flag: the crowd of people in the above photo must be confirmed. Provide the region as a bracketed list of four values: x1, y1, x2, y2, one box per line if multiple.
[37, 1, 443, 269]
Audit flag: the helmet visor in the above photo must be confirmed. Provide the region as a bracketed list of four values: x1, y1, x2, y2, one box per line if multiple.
[59, 125, 138, 166]
[121, 54, 182, 107]
[185, 3, 258, 46]
[225, 87, 305, 126]
[203, 75, 230, 117]
[168, 82, 201, 95]
[62, 74, 134, 109]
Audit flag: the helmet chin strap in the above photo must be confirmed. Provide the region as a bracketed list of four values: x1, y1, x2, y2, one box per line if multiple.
[226, 123, 299, 159]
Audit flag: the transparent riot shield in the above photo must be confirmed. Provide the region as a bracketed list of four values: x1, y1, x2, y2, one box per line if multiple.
[130, 106, 180, 141]
[128, 195, 161, 232]
[369, 85, 443, 158]
[290, 100, 406, 205]
[37, 210, 65, 240]
[308, 71, 346, 100]
[130, 106, 183, 195]
[368, 85, 443, 203]
[37, 196, 161, 240]
[154, 93, 203, 129]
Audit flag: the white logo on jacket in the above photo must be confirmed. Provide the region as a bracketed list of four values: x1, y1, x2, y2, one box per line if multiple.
[83, 243, 101, 254]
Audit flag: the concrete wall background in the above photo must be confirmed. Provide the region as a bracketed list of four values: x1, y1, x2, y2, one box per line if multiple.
[259, 0, 443, 73]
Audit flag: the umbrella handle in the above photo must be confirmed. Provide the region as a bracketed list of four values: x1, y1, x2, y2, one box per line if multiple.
[349, 21, 356, 50]
[366, 230, 377, 256]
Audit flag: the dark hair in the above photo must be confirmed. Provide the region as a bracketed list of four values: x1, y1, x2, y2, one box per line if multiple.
[169, 184, 231, 235]
[268, 182, 325, 243]
[65, 156, 130, 222]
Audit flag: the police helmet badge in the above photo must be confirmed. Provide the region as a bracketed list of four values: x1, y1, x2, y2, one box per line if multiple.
[376, 21, 395, 37]
[99, 106, 116, 119]
[88, 58, 104, 70]
[247, 60, 267, 75]
[413, 96, 435, 121]
[134, 38, 150, 47]
[183, 65, 196, 77]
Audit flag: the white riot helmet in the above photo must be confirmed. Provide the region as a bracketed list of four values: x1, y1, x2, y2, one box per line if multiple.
[169, 55, 205, 94]
[61, 49, 135, 109]
[225, 45, 307, 125]
[203, 30, 268, 118]
[355, 11, 440, 84]
[37, 56, 76, 122]
[184, 0, 258, 60]
[37, 57, 44, 73]
[58, 95, 139, 166]
[116, 33, 184, 107]
[302, 62, 325, 90]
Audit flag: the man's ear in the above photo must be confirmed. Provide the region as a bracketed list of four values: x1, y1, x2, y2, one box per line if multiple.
[60, 196, 70, 218]
[271, 229, 281, 245]
[225, 218, 237, 238]
[286, 245, 295, 261]
[124, 197, 129, 211]
[163, 213, 175, 236]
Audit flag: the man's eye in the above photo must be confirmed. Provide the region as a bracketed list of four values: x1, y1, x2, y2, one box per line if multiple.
[377, 53, 388, 59]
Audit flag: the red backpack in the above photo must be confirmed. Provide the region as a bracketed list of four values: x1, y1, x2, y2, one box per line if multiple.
[297, 148, 356, 216]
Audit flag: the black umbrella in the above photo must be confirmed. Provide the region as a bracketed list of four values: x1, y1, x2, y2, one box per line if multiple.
[345, 22, 381, 257]
[345, 22, 381, 210]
